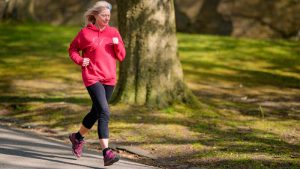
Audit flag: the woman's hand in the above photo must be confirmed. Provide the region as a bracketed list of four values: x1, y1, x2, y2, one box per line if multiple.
[112, 37, 119, 44]
[82, 58, 90, 67]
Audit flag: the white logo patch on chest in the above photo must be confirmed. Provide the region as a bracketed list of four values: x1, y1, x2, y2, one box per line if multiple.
[92, 37, 105, 46]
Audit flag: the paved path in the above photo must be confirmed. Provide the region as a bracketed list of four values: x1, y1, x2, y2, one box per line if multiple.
[0, 125, 158, 169]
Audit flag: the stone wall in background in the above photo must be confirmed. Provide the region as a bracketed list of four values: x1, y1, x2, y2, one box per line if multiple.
[0, 0, 118, 26]
[1, 0, 299, 39]
[175, 0, 300, 39]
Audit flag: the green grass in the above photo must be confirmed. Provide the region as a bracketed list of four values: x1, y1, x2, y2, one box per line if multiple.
[0, 23, 299, 169]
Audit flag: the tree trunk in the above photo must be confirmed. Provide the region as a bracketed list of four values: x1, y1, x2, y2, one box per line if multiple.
[113, 0, 190, 108]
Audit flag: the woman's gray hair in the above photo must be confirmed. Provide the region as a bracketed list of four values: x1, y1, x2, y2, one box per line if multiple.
[84, 1, 112, 26]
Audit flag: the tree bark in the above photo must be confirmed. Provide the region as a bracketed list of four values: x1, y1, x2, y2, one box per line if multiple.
[113, 0, 190, 108]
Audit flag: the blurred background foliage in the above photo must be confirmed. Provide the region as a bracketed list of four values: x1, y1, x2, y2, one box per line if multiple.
[1, 0, 300, 39]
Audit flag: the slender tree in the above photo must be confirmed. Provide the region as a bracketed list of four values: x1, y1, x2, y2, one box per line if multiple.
[113, 0, 194, 108]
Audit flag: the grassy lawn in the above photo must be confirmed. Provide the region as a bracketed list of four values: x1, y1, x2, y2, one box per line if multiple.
[0, 23, 299, 169]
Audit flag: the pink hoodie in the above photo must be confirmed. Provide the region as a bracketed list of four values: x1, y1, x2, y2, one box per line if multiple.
[69, 24, 126, 87]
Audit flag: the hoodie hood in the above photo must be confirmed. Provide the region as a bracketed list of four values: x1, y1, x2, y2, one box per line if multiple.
[86, 23, 108, 32]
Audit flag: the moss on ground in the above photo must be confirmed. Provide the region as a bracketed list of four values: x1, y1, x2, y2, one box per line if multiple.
[0, 23, 299, 169]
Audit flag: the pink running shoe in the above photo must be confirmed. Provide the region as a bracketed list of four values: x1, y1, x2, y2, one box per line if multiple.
[104, 149, 120, 166]
[69, 133, 85, 158]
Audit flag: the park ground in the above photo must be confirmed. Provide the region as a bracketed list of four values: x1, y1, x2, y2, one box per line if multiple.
[0, 23, 299, 169]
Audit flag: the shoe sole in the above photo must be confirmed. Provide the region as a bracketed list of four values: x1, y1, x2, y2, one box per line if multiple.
[104, 155, 120, 166]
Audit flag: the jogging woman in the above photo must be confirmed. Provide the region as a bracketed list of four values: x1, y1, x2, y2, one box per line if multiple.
[68, 1, 125, 166]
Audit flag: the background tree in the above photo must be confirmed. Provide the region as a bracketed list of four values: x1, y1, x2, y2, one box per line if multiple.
[1, 0, 37, 21]
[113, 0, 194, 108]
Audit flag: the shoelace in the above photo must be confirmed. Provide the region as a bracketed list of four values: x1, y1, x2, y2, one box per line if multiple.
[105, 150, 115, 159]
[74, 141, 84, 153]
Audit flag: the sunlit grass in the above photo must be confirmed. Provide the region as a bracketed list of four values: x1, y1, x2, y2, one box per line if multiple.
[0, 23, 299, 168]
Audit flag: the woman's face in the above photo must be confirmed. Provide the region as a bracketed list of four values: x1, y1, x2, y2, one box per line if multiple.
[96, 9, 111, 27]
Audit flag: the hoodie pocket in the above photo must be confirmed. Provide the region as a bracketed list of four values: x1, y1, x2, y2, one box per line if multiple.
[82, 62, 96, 80]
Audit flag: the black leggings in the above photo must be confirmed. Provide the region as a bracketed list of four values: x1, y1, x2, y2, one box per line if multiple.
[82, 82, 114, 139]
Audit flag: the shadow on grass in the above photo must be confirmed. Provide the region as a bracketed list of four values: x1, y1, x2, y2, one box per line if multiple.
[0, 24, 82, 98]
[194, 159, 300, 169]
[0, 23, 76, 58]
[179, 34, 300, 124]
[109, 106, 300, 154]
[0, 96, 89, 104]
[105, 106, 300, 169]
[183, 60, 300, 119]
[0, 97, 90, 131]
[178, 34, 300, 74]
[158, 151, 300, 169]
[182, 60, 300, 89]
